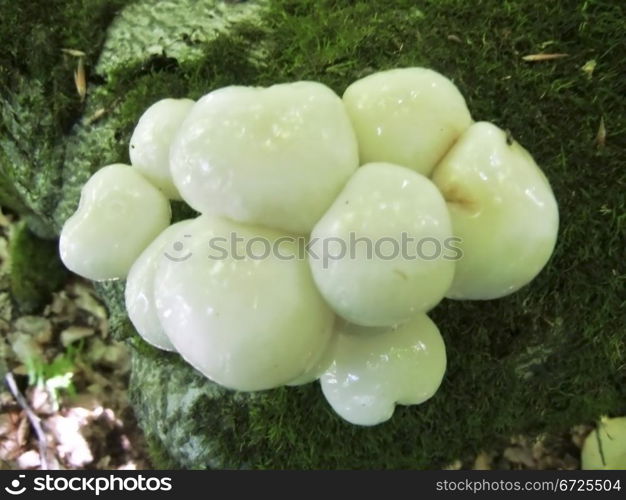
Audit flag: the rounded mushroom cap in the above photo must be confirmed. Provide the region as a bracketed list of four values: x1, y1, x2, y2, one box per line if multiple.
[169, 81, 359, 234]
[125, 220, 194, 351]
[129, 98, 194, 200]
[59, 164, 171, 281]
[154, 215, 335, 391]
[582, 417, 626, 470]
[431, 121, 559, 300]
[321, 314, 446, 426]
[309, 162, 455, 327]
[343, 67, 472, 176]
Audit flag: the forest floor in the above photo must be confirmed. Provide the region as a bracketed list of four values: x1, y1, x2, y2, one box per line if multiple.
[0, 208, 150, 470]
[0, 208, 592, 470]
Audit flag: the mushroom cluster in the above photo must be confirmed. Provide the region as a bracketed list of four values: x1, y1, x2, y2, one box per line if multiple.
[59, 67, 559, 426]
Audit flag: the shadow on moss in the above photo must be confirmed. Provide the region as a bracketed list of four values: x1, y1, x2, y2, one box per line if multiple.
[9, 221, 68, 313]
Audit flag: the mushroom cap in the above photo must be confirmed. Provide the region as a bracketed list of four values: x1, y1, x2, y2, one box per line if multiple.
[169, 81, 359, 234]
[59, 164, 171, 281]
[343, 67, 472, 176]
[129, 98, 194, 200]
[154, 215, 335, 391]
[309, 162, 455, 327]
[431, 121, 559, 300]
[581, 417, 626, 470]
[125, 220, 194, 351]
[321, 314, 446, 426]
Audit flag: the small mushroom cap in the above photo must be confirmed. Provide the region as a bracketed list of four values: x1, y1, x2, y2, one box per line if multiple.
[309, 162, 455, 327]
[129, 98, 194, 200]
[582, 417, 626, 470]
[343, 67, 472, 176]
[431, 122, 559, 300]
[154, 215, 335, 391]
[169, 81, 359, 234]
[125, 220, 194, 351]
[59, 164, 171, 281]
[320, 314, 446, 426]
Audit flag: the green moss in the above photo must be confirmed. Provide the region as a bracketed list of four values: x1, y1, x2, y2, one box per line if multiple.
[144, 433, 180, 470]
[1, 0, 625, 468]
[0, 0, 130, 235]
[9, 221, 68, 313]
[128, 0, 625, 469]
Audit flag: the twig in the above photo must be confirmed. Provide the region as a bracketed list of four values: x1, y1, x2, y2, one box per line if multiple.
[4, 372, 49, 469]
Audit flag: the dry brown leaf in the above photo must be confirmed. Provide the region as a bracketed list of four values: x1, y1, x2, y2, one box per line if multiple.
[60, 326, 94, 347]
[29, 386, 55, 416]
[0, 414, 16, 437]
[473, 451, 493, 470]
[504, 445, 536, 468]
[15, 316, 53, 345]
[15, 415, 29, 447]
[0, 437, 21, 460]
[85, 107, 107, 125]
[74, 58, 86, 102]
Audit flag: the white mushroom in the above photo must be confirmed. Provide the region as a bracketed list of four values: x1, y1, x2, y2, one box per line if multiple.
[320, 314, 446, 426]
[343, 67, 472, 176]
[169, 81, 359, 234]
[286, 333, 337, 386]
[125, 220, 194, 351]
[431, 122, 559, 300]
[129, 98, 194, 200]
[154, 215, 334, 391]
[309, 162, 455, 327]
[582, 416, 626, 470]
[59, 164, 171, 281]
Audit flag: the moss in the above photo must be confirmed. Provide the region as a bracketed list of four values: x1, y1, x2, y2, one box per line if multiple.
[144, 432, 180, 470]
[128, 0, 626, 469]
[8, 221, 68, 313]
[0, 0, 130, 235]
[1, 0, 625, 468]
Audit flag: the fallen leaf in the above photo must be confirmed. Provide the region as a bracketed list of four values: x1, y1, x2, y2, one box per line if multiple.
[61, 48, 86, 57]
[85, 108, 107, 125]
[473, 451, 493, 470]
[15, 415, 29, 447]
[596, 117, 606, 148]
[15, 316, 52, 345]
[29, 386, 55, 416]
[0, 414, 15, 437]
[60, 326, 94, 347]
[522, 53, 569, 61]
[504, 446, 535, 468]
[73, 58, 86, 102]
